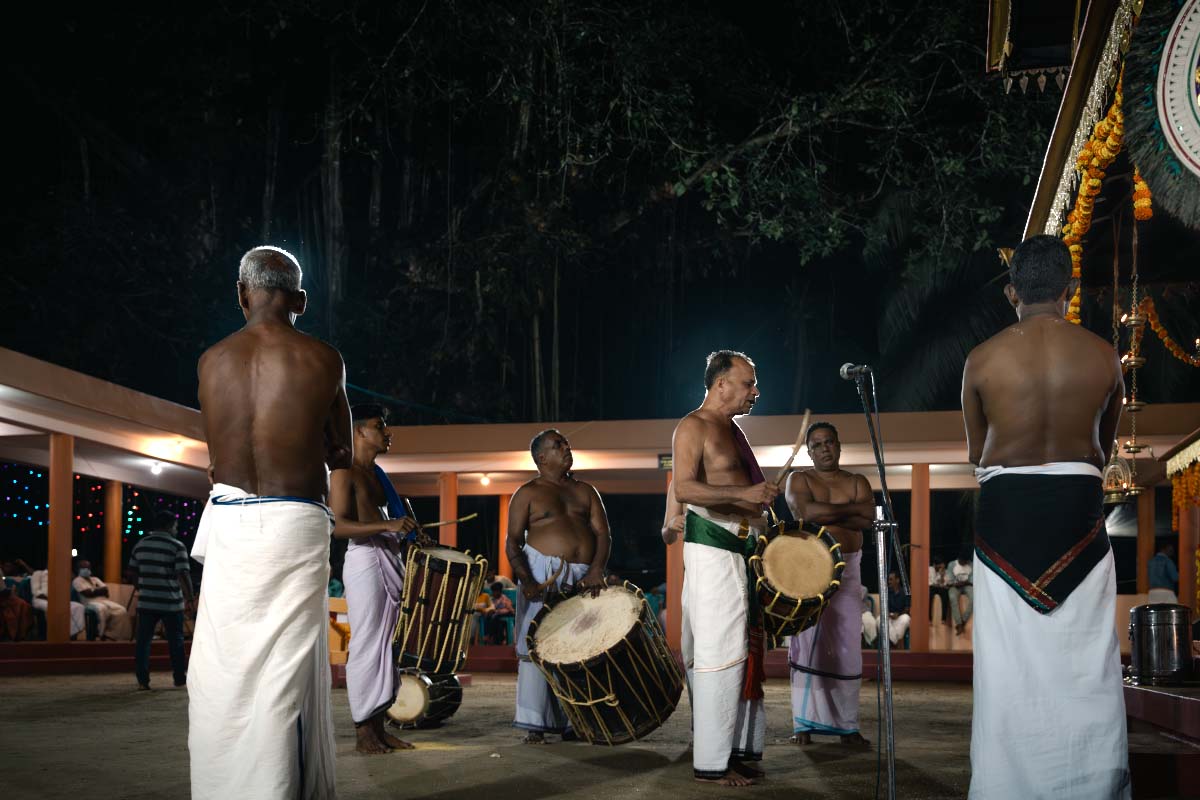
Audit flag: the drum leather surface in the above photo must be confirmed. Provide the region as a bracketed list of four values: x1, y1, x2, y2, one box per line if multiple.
[534, 587, 641, 664]
[762, 534, 834, 598]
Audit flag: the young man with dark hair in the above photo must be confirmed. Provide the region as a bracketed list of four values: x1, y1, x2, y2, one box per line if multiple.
[330, 404, 421, 755]
[962, 233, 1129, 798]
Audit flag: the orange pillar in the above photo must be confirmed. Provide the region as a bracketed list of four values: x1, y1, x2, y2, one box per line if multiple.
[497, 494, 513, 579]
[47, 434, 75, 643]
[1181, 505, 1199, 613]
[438, 472, 459, 549]
[908, 464, 930, 652]
[665, 472, 684, 654]
[1136, 491, 1155, 594]
[103, 480, 123, 584]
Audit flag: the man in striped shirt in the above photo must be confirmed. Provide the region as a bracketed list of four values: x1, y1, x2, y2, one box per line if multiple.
[129, 509, 194, 690]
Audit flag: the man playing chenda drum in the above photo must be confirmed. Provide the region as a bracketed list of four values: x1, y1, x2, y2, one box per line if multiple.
[506, 429, 611, 743]
[329, 404, 421, 755]
[669, 350, 777, 787]
[962, 235, 1128, 799]
[785, 421, 874, 747]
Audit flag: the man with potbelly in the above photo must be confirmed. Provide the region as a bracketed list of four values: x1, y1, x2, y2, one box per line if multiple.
[329, 404, 421, 755]
[961, 234, 1129, 799]
[670, 349, 777, 787]
[506, 429, 611, 743]
[784, 421, 874, 747]
[191, 246, 351, 799]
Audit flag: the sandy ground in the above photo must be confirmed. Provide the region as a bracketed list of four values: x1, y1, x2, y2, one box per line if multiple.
[0, 672, 972, 799]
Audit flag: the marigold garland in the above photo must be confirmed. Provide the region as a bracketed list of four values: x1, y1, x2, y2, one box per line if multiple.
[1061, 77, 1125, 324]
[1138, 297, 1200, 367]
[1132, 166, 1153, 220]
[1171, 462, 1200, 532]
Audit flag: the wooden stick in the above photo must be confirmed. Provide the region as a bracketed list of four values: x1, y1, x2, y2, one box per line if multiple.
[774, 408, 812, 485]
[421, 512, 480, 529]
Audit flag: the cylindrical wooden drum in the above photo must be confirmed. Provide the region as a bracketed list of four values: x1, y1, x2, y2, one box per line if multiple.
[750, 520, 845, 647]
[527, 583, 684, 745]
[393, 546, 488, 675]
[386, 669, 464, 728]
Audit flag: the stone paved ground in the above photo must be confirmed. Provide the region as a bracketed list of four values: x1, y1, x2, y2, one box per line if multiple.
[0, 672, 972, 799]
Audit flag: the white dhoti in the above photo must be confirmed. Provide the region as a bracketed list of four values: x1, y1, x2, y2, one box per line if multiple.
[344, 515, 405, 725]
[1147, 587, 1177, 604]
[970, 463, 1130, 799]
[513, 543, 590, 734]
[188, 484, 337, 800]
[81, 597, 132, 640]
[682, 505, 767, 779]
[789, 551, 864, 736]
[31, 598, 86, 638]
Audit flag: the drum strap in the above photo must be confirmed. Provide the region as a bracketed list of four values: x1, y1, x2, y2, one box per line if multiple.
[684, 511, 765, 701]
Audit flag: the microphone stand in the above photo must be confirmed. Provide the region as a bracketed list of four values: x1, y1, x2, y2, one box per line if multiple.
[853, 370, 903, 800]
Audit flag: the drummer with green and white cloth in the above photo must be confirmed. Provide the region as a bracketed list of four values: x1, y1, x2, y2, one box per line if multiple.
[667, 350, 777, 788]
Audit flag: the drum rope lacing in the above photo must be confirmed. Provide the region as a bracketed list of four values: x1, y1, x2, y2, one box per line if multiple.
[393, 548, 488, 675]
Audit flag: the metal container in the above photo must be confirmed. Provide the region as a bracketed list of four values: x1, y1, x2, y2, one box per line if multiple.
[1128, 603, 1194, 685]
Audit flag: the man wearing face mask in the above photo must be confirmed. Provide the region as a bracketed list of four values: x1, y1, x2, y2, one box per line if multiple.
[329, 404, 421, 755]
[785, 421, 875, 747]
[669, 349, 777, 787]
[73, 559, 132, 640]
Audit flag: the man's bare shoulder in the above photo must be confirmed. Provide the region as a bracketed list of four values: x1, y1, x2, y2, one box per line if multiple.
[675, 410, 715, 437]
[569, 477, 602, 498]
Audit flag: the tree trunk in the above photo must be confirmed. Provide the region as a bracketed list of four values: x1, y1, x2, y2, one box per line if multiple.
[532, 294, 545, 421]
[552, 256, 560, 421]
[322, 57, 345, 337]
[260, 95, 281, 242]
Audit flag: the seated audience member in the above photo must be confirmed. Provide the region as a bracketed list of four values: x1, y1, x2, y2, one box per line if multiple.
[929, 560, 950, 623]
[0, 562, 35, 640]
[885, 571, 911, 647]
[485, 581, 515, 644]
[1148, 542, 1179, 604]
[30, 568, 87, 639]
[860, 585, 878, 646]
[128, 510, 194, 689]
[73, 560, 133, 640]
[485, 572, 517, 591]
[947, 551, 974, 636]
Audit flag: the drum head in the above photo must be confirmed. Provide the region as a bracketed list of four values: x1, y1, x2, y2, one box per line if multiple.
[534, 587, 642, 665]
[763, 532, 835, 599]
[386, 671, 433, 724]
[418, 547, 476, 564]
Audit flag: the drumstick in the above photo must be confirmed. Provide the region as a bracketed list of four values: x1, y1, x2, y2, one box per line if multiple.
[402, 498, 430, 543]
[533, 560, 567, 594]
[774, 408, 811, 485]
[420, 513, 480, 529]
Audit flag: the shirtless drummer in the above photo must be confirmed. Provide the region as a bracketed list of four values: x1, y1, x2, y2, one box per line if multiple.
[785, 421, 874, 746]
[506, 429, 612, 743]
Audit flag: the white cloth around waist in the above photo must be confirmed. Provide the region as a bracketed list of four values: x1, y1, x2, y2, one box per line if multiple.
[974, 462, 1102, 485]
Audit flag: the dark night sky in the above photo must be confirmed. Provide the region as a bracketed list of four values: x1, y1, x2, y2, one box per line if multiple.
[2, 2, 1197, 424]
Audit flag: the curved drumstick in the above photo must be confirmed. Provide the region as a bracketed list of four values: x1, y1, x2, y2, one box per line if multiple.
[774, 408, 812, 484]
[533, 560, 567, 595]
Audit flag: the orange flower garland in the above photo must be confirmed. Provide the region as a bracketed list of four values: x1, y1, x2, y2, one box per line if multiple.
[1171, 462, 1200, 532]
[1138, 297, 1200, 367]
[1132, 167, 1153, 220]
[1061, 78, 1125, 324]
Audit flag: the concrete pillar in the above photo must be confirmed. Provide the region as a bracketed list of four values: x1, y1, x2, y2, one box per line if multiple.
[438, 472, 458, 549]
[1181, 505, 1198, 613]
[908, 464, 930, 652]
[47, 433, 75, 643]
[665, 472, 683, 654]
[1136, 491, 1155, 594]
[103, 480, 123, 584]
[497, 494, 513, 579]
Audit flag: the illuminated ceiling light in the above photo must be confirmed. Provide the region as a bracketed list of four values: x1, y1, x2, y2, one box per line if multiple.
[480, 474, 491, 487]
[150, 461, 163, 476]
[71, 548, 78, 557]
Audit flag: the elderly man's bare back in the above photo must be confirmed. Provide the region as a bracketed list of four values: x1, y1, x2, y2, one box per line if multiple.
[962, 315, 1123, 468]
[198, 321, 351, 501]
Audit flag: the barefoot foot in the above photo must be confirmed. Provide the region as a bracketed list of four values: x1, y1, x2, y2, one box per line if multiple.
[730, 760, 765, 779]
[789, 732, 812, 745]
[355, 724, 393, 755]
[521, 732, 546, 744]
[840, 732, 871, 747]
[694, 770, 755, 787]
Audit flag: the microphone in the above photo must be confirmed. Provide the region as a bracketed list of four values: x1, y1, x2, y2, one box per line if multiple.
[839, 363, 872, 380]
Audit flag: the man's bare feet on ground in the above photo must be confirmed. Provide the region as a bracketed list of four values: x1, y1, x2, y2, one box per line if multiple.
[521, 732, 546, 744]
[840, 732, 871, 746]
[373, 716, 414, 750]
[790, 732, 811, 745]
[695, 770, 755, 787]
[730, 761, 765, 780]
[355, 723, 392, 755]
